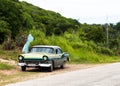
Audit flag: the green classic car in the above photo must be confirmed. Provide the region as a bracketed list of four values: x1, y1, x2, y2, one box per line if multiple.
[18, 45, 69, 72]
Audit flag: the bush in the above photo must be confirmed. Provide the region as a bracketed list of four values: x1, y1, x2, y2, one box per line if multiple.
[28, 29, 118, 63]
[100, 47, 114, 55]
[0, 28, 11, 44]
[71, 42, 88, 49]
[15, 31, 28, 48]
[2, 38, 15, 50]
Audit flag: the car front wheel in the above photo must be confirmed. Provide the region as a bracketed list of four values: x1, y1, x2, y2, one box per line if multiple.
[21, 66, 26, 71]
[48, 62, 53, 72]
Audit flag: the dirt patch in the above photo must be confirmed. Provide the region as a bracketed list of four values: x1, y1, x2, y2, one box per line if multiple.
[0, 69, 19, 75]
[0, 58, 16, 65]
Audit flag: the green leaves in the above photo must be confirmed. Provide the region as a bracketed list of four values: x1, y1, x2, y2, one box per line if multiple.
[0, 0, 23, 38]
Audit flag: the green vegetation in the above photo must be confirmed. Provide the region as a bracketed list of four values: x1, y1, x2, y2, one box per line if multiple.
[0, 0, 120, 65]
[30, 29, 120, 64]
[0, 49, 20, 61]
[0, 62, 16, 70]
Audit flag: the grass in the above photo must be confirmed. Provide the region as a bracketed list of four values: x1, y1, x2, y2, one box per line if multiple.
[69, 48, 120, 64]
[0, 49, 21, 61]
[0, 70, 38, 86]
[0, 62, 16, 70]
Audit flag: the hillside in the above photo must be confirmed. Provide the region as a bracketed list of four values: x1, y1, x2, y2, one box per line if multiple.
[0, 0, 80, 44]
[0, 0, 120, 64]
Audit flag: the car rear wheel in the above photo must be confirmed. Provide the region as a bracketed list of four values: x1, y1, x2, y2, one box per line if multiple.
[60, 62, 65, 69]
[21, 66, 26, 71]
[60, 64, 65, 69]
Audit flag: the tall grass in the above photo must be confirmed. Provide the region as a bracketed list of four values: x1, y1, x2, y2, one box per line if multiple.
[70, 49, 120, 64]
[29, 29, 120, 63]
[0, 49, 20, 61]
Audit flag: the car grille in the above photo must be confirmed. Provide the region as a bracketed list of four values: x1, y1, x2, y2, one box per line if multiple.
[24, 60, 48, 64]
[25, 61, 39, 64]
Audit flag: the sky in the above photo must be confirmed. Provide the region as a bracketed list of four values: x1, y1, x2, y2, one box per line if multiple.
[19, 0, 120, 24]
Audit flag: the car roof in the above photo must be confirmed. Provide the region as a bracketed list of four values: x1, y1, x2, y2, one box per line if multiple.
[32, 45, 61, 49]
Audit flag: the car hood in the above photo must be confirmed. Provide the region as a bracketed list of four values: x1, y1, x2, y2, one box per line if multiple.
[20, 52, 52, 59]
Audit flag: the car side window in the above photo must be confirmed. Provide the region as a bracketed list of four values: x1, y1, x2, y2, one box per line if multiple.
[56, 48, 63, 54]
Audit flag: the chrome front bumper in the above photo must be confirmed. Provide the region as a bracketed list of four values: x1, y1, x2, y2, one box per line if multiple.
[18, 63, 51, 67]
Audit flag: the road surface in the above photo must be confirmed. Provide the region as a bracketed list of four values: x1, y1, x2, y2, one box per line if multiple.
[7, 62, 120, 86]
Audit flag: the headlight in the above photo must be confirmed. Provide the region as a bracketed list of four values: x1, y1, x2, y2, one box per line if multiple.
[18, 56, 24, 60]
[42, 56, 48, 61]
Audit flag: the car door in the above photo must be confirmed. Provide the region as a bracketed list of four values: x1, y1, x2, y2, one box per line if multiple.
[55, 48, 64, 66]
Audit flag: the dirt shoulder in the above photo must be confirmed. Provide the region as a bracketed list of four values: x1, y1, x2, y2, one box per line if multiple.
[0, 63, 105, 86]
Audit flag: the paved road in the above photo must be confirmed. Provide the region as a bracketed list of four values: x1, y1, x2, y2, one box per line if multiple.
[7, 62, 120, 86]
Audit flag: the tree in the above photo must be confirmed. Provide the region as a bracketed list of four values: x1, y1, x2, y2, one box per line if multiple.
[0, 0, 23, 38]
[0, 20, 11, 44]
[81, 24, 105, 43]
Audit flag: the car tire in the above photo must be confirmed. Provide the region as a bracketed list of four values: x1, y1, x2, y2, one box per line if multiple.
[61, 61, 66, 69]
[48, 62, 53, 72]
[21, 66, 26, 71]
[67, 57, 69, 61]
[60, 64, 64, 69]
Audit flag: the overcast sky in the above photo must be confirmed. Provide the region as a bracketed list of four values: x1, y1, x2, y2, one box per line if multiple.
[20, 0, 120, 24]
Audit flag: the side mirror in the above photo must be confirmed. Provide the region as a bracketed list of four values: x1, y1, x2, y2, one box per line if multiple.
[62, 53, 69, 57]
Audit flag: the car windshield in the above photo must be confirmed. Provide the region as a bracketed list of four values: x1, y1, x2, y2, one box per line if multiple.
[30, 47, 54, 54]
